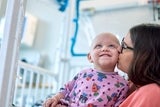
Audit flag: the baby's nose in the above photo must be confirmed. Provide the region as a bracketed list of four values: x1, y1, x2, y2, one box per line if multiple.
[102, 46, 109, 51]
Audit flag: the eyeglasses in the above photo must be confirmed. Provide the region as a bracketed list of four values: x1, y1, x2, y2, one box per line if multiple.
[121, 38, 134, 53]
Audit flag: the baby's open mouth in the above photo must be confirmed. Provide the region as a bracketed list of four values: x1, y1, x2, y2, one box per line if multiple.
[100, 53, 111, 57]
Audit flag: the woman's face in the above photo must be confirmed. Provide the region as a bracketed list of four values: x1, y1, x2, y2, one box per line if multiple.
[117, 33, 134, 73]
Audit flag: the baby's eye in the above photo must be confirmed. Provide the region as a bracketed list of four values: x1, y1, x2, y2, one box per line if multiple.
[108, 44, 116, 49]
[95, 44, 102, 49]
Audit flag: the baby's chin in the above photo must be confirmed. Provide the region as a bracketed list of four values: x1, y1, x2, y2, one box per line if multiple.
[99, 63, 115, 69]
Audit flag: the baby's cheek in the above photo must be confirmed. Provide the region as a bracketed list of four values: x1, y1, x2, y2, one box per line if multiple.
[117, 46, 121, 53]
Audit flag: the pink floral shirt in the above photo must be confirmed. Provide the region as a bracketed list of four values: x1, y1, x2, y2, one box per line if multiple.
[60, 68, 128, 107]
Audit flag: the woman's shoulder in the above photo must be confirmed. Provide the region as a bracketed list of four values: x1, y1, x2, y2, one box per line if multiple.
[139, 83, 160, 92]
[119, 83, 160, 107]
[138, 83, 160, 96]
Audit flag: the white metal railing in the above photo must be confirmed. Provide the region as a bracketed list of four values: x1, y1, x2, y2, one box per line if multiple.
[13, 61, 58, 107]
[13, 60, 92, 107]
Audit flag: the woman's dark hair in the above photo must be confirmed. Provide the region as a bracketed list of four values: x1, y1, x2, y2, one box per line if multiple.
[128, 23, 160, 86]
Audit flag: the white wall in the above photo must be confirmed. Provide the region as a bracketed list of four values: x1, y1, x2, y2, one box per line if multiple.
[69, 4, 160, 69]
[20, 0, 65, 69]
[91, 5, 160, 40]
[0, 0, 7, 17]
[26, 0, 63, 51]
[20, 1, 160, 70]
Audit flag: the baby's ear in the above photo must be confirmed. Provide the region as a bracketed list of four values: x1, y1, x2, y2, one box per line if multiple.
[87, 53, 93, 63]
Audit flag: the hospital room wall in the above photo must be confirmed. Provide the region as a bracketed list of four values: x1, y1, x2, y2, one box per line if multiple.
[21, 0, 160, 70]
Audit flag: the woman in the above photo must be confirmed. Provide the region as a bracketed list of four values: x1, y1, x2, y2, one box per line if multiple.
[118, 23, 160, 107]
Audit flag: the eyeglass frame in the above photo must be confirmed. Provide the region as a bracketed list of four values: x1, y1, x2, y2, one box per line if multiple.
[120, 38, 134, 53]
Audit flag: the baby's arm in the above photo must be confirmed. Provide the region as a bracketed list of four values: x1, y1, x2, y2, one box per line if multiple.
[43, 93, 64, 107]
[43, 72, 79, 107]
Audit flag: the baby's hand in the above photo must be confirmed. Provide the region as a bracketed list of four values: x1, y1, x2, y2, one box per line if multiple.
[43, 97, 58, 107]
[55, 104, 68, 107]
